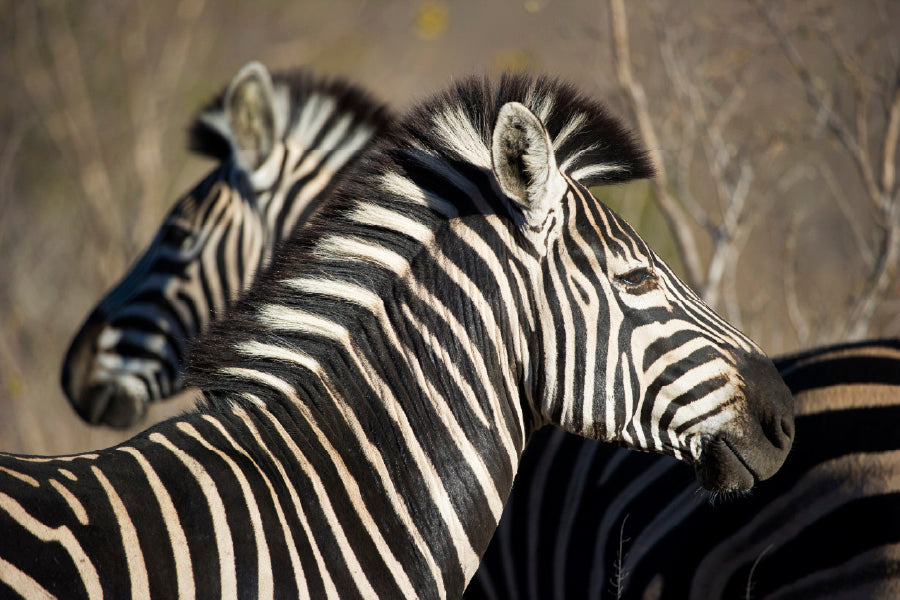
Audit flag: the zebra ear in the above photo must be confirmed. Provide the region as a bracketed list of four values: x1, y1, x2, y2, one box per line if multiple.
[225, 62, 278, 171]
[491, 102, 568, 229]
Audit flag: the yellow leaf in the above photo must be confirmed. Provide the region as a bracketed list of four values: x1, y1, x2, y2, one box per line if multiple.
[414, 1, 449, 40]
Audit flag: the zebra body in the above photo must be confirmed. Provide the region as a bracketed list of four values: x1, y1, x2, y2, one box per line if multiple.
[4, 74, 792, 598]
[465, 339, 900, 600]
[61, 62, 391, 428]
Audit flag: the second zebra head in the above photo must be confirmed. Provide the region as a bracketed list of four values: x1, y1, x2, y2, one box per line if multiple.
[61, 63, 391, 427]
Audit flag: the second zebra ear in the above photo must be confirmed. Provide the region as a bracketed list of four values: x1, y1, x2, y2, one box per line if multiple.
[491, 102, 568, 230]
[225, 62, 278, 171]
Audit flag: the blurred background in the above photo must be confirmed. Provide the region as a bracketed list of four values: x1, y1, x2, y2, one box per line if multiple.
[1, 0, 898, 455]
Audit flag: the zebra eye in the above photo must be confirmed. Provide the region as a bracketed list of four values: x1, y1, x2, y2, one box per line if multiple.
[618, 267, 654, 288]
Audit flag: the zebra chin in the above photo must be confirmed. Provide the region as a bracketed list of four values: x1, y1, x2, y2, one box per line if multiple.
[695, 354, 795, 492]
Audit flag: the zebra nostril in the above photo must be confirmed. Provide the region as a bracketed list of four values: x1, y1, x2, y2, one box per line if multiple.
[765, 412, 794, 451]
[780, 414, 794, 445]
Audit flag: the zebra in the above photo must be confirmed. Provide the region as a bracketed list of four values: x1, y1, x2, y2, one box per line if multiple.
[1, 73, 794, 598]
[465, 338, 900, 600]
[61, 61, 391, 428]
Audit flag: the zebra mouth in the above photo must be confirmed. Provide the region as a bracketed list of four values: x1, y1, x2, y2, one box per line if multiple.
[79, 382, 150, 428]
[694, 436, 758, 492]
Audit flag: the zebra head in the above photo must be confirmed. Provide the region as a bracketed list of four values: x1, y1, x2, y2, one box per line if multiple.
[486, 95, 793, 492]
[61, 62, 390, 428]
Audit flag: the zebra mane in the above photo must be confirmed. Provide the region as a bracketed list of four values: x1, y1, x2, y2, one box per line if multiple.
[397, 73, 654, 187]
[187, 67, 393, 162]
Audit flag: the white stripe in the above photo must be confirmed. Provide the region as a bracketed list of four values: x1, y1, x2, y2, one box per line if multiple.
[431, 105, 491, 168]
[446, 221, 531, 443]
[412, 247, 523, 458]
[561, 188, 605, 435]
[271, 120, 378, 240]
[0, 555, 56, 600]
[58, 469, 78, 481]
[277, 116, 368, 240]
[150, 431, 237, 598]
[2, 454, 99, 463]
[315, 236, 410, 274]
[226, 351, 445, 598]
[529, 92, 555, 123]
[665, 364, 740, 426]
[0, 466, 39, 487]
[118, 446, 195, 600]
[218, 369, 386, 598]
[91, 466, 149, 598]
[292, 93, 336, 149]
[322, 123, 375, 169]
[544, 219, 578, 429]
[627, 330, 722, 451]
[281, 277, 380, 310]
[285, 262, 524, 476]
[329, 326, 483, 582]
[567, 162, 627, 181]
[177, 421, 273, 600]
[378, 172, 459, 217]
[569, 183, 629, 440]
[223, 408, 309, 597]
[397, 303, 505, 521]
[229, 365, 424, 596]
[48, 479, 88, 526]
[249, 143, 287, 191]
[257, 305, 349, 342]
[0, 492, 101, 600]
[348, 203, 433, 243]
[551, 113, 586, 151]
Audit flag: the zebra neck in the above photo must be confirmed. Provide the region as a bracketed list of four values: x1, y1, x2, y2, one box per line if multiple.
[198, 219, 542, 594]
[249, 107, 381, 246]
[205, 339, 524, 595]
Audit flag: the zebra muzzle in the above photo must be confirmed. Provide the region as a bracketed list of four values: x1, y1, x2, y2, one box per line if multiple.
[695, 354, 795, 492]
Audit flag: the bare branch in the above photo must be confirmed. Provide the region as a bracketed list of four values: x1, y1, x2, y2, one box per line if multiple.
[750, 0, 882, 211]
[652, 8, 760, 306]
[883, 82, 900, 197]
[816, 163, 876, 267]
[844, 191, 900, 338]
[14, 4, 121, 256]
[784, 210, 812, 347]
[704, 164, 755, 310]
[126, 0, 208, 233]
[653, 17, 717, 235]
[753, 0, 900, 340]
[608, 0, 704, 288]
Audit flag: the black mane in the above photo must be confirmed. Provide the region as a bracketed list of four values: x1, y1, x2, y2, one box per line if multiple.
[400, 73, 654, 186]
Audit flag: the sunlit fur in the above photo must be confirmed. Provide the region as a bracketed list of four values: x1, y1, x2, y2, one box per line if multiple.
[61, 65, 392, 426]
[3, 74, 789, 599]
[465, 339, 900, 600]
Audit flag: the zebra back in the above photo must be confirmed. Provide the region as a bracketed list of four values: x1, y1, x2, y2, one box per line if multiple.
[61, 62, 391, 428]
[465, 339, 900, 599]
